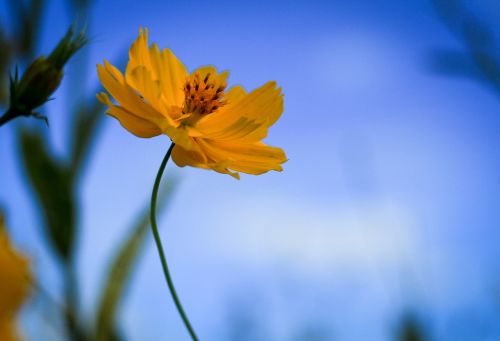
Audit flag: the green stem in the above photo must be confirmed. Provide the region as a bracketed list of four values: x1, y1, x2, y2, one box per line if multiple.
[0, 109, 18, 127]
[64, 262, 86, 341]
[150, 142, 198, 341]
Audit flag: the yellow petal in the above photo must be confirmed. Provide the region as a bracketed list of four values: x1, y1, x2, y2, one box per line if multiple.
[198, 116, 266, 142]
[149, 45, 188, 107]
[172, 143, 208, 168]
[107, 106, 162, 138]
[0, 318, 19, 341]
[159, 124, 193, 150]
[226, 159, 283, 175]
[124, 28, 188, 108]
[196, 82, 283, 141]
[195, 85, 246, 130]
[126, 66, 165, 113]
[233, 122, 269, 143]
[224, 85, 247, 102]
[104, 60, 124, 83]
[97, 93, 161, 138]
[208, 161, 240, 179]
[172, 140, 240, 179]
[191, 66, 229, 85]
[230, 81, 283, 126]
[97, 64, 163, 120]
[0, 215, 31, 319]
[126, 28, 153, 80]
[197, 139, 287, 169]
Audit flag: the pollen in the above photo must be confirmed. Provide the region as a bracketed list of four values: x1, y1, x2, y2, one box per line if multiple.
[183, 72, 226, 118]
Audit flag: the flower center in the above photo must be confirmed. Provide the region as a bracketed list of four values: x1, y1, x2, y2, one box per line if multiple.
[183, 72, 226, 119]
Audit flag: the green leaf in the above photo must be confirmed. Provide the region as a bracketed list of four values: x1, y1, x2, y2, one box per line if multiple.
[70, 55, 127, 181]
[19, 128, 75, 261]
[0, 27, 12, 106]
[70, 100, 106, 180]
[7, 0, 45, 59]
[95, 177, 178, 341]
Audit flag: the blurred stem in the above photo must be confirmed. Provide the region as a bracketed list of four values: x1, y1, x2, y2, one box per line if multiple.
[31, 278, 81, 334]
[150, 142, 198, 341]
[0, 108, 20, 127]
[64, 263, 86, 341]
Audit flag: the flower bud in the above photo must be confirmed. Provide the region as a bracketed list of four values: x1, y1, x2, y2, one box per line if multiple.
[10, 57, 63, 111]
[0, 27, 86, 127]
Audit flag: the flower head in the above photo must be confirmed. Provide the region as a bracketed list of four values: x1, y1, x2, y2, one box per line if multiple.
[97, 28, 287, 179]
[0, 214, 31, 341]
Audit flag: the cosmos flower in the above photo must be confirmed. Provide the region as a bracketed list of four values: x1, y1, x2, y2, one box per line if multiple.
[0, 214, 31, 341]
[97, 28, 287, 179]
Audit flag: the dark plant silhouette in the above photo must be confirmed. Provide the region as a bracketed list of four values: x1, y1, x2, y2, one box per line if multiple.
[0, 1, 178, 340]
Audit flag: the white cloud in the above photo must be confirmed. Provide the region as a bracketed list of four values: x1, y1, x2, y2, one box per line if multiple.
[207, 195, 420, 275]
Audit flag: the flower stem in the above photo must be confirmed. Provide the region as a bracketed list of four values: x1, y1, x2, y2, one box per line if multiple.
[150, 142, 198, 341]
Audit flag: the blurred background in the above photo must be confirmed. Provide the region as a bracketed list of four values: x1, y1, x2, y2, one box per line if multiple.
[2, 0, 500, 340]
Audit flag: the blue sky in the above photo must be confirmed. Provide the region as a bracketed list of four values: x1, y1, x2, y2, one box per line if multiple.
[2, 0, 500, 340]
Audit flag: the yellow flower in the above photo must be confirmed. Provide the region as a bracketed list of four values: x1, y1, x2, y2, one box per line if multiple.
[97, 28, 287, 179]
[0, 214, 31, 341]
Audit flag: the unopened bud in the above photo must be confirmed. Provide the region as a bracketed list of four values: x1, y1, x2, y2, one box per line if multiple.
[0, 27, 87, 127]
[11, 57, 63, 111]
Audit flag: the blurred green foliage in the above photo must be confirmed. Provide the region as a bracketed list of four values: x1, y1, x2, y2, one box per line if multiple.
[95, 180, 177, 341]
[19, 129, 76, 261]
[430, 0, 500, 95]
[0, 1, 180, 340]
[0, 0, 45, 104]
[396, 314, 427, 341]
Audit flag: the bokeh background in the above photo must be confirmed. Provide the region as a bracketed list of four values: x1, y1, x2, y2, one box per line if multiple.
[2, 0, 500, 340]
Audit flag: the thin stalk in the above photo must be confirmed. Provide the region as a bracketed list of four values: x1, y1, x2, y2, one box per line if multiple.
[150, 142, 198, 340]
[64, 262, 86, 341]
[0, 109, 18, 127]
